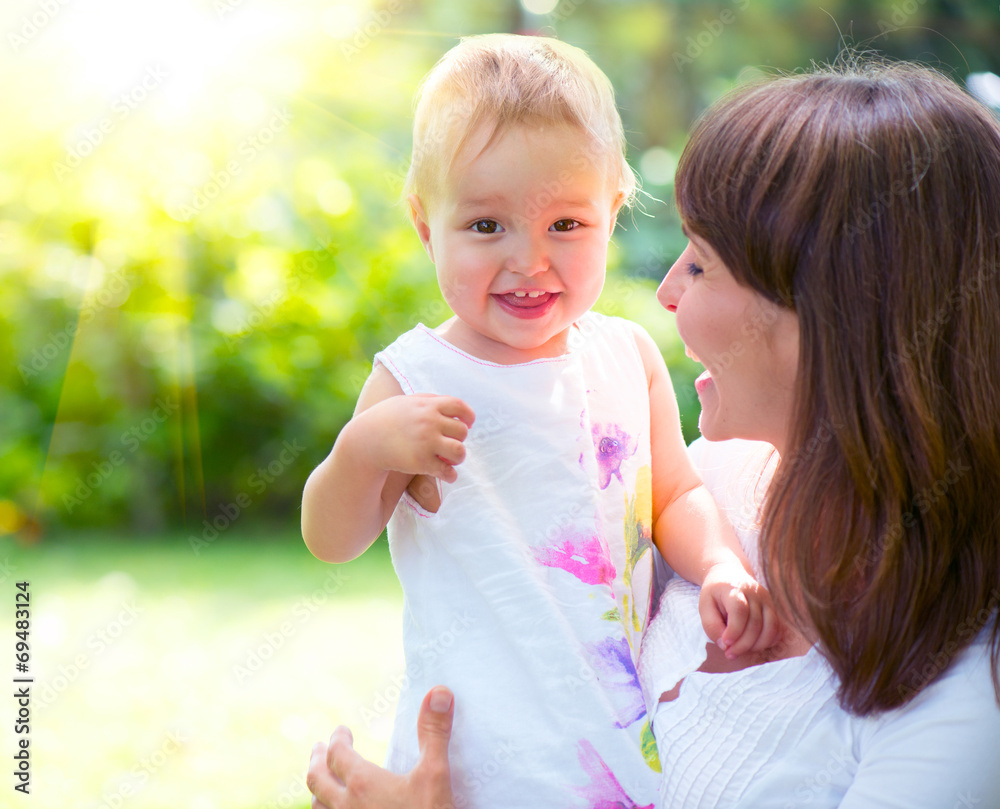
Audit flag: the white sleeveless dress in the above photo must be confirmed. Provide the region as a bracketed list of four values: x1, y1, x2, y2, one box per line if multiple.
[375, 312, 661, 808]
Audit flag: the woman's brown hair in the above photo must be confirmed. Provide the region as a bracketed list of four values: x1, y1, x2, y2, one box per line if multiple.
[676, 59, 1000, 715]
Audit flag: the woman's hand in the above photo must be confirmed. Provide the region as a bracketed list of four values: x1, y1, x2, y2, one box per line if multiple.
[307, 686, 457, 809]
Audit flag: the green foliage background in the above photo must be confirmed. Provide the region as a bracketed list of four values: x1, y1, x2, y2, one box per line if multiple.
[2, 0, 998, 538]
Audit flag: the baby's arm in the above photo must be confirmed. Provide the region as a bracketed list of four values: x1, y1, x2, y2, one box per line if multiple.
[301, 363, 475, 563]
[631, 324, 781, 658]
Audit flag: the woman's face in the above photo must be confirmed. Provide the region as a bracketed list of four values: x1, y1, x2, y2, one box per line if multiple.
[657, 233, 800, 453]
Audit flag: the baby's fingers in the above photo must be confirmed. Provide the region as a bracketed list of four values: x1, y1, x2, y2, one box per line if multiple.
[723, 596, 764, 659]
[716, 590, 750, 654]
[435, 396, 476, 429]
[747, 603, 784, 653]
[697, 589, 728, 647]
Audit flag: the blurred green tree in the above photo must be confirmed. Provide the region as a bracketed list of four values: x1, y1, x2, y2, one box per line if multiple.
[1, 0, 996, 537]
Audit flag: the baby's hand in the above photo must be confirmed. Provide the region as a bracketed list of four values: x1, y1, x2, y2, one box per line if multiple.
[359, 394, 475, 483]
[698, 561, 782, 660]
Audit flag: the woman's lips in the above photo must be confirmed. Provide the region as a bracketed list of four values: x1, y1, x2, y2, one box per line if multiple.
[492, 291, 558, 318]
[685, 344, 713, 394]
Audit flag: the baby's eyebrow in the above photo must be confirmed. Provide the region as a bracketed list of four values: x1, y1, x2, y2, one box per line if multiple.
[455, 195, 506, 210]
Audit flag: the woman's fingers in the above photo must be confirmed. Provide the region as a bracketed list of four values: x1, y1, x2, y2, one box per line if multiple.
[413, 687, 458, 806]
[327, 726, 357, 784]
[307, 740, 344, 808]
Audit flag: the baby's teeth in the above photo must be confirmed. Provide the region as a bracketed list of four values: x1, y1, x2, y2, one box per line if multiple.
[514, 291, 526, 298]
[528, 291, 542, 298]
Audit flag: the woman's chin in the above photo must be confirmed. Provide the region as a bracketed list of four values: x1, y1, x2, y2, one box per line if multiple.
[695, 380, 726, 441]
[697, 414, 727, 442]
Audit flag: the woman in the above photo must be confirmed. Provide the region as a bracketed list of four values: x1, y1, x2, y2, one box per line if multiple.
[307, 59, 1000, 808]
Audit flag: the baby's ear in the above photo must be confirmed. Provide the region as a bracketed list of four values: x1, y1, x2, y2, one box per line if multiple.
[609, 191, 626, 236]
[407, 194, 435, 263]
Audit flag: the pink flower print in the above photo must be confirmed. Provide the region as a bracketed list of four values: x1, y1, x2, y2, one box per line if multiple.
[532, 531, 616, 587]
[592, 424, 638, 489]
[573, 739, 655, 809]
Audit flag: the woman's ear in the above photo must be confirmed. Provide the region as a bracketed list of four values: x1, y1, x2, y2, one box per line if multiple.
[407, 194, 435, 263]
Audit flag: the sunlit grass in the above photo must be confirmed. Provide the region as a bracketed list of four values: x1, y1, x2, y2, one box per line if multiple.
[4, 531, 403, 809]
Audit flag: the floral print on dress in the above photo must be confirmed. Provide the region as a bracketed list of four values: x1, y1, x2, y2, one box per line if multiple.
[621, 465, 654, 638]
[532, 529, 617, 588]
[586, 635, 646, 728]
[573, 739, 656, 809]
[592, 423, 638, 489]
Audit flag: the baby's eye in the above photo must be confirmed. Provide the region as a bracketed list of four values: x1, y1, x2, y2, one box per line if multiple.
[550, 219, 579, 232]
[687, 262, 704, 277]
[471, 219, 502, 234]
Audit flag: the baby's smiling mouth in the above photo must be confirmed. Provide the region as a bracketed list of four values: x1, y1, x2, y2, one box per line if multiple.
[496, 291, 555, 307]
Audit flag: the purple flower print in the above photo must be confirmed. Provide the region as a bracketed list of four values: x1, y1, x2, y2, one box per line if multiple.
[573, 739, 655, 809]
[586, 635, 646, 728]
[592, 424, 638, 489]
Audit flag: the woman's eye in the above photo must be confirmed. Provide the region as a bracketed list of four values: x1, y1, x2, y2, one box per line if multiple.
[687, 262, 704, 277]
[551, 219, 579, 232]
[471, 219, 501, 234]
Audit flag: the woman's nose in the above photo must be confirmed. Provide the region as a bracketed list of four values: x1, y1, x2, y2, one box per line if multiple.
[657, 248, 691, 312]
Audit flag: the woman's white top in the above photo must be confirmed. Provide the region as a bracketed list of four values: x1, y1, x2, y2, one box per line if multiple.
[639, 437, 1000, 808]
[375, 314, 662, 808]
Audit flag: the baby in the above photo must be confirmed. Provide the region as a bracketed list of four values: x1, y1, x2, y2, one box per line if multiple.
[302, 33, 778, 808]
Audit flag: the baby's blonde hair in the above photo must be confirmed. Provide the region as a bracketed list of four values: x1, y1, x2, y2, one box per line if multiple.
[404, 33, 636, 209]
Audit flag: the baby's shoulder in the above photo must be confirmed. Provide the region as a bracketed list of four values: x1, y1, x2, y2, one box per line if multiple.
[355, 362, 405, 415]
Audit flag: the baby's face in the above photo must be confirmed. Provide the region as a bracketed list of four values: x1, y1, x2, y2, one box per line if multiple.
[410, 122, 622, 364]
